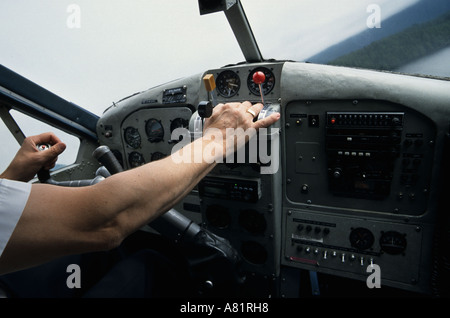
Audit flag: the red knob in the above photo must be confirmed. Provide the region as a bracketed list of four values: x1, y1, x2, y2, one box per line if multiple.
[252, 71, 265, 84]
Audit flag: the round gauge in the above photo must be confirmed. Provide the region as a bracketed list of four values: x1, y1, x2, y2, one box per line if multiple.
[380, 231, 407, 255]
[128, 151, 145, 168]
[170, 118, 189, 133]
[151, 152, 166, 162]
[241, 241, 267, 265]
[247, 67, 275, 96]
[206, 205, 231, 229]
[145, 118, 164, 143]
[239, 209, 266, 235]
[349, 227, 375, 250]
[216, 70, 241, 98]
[124, 126, 141, 149]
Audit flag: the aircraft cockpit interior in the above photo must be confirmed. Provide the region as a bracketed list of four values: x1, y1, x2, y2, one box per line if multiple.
[1, 0, 450, 302]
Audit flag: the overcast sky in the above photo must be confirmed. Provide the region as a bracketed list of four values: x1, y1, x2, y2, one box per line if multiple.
[0, 0, 418, 169]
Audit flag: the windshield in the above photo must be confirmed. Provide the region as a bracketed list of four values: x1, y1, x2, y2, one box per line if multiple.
[244, 0, 450, 78]
[0, 0, 449, 117]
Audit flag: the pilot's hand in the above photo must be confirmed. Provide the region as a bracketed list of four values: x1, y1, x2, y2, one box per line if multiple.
[203, 101, 280, 158]
[0, 132, 66, 182]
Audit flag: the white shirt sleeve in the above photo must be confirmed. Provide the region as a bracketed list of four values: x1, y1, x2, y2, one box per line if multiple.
[0, 179, 32, 259]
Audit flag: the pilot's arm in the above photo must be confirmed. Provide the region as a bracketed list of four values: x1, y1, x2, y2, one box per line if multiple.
[0, 101, 279, 275]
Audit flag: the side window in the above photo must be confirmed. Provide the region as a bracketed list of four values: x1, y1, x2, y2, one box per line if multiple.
[0, 110, 80, 173]
[0, 118, 20, 172]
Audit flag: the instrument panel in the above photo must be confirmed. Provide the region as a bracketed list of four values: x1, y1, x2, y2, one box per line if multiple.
[97, 60, 450, 296]
[284, 100, 436, 215]
[282, 99, 437, 293]
[213, 64, 280, 103]
[120, 107, 192, 169]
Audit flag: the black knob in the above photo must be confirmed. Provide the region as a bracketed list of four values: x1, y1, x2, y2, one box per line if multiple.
[392, 117, 401, 126]
[198, 101, 213, 118]
[301, 184, 309, 193]
[333, 168, 342, 179]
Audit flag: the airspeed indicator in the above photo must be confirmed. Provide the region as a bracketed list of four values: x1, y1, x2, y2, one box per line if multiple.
[216, 70, 241, 98]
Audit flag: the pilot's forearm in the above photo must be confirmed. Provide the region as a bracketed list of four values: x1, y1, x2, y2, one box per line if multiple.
[99, 135, 221, 235]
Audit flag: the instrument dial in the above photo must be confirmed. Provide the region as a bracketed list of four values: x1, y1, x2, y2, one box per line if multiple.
[145, 118, 164, 143]
[151, 152, 166, 162]
[124, 126, 141, 149]
[247, 67, 275, 96]
[206, 205, 231, 229]
[216, 70, 241, 98]
[349, 227, 375, 250]
[170, 118, 189, 132]
[239, 209, 266, 235]
[128, 151, 145, 168]
[169, 118, 189, 144]
[380, 231, 407, 255]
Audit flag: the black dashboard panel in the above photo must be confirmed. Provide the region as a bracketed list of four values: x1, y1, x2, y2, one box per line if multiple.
[284, 99, 436, 215]
[97, 61, 450, 295]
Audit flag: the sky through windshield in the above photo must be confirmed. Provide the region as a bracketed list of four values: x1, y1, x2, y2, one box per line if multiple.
[1, 0, 448, 115]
